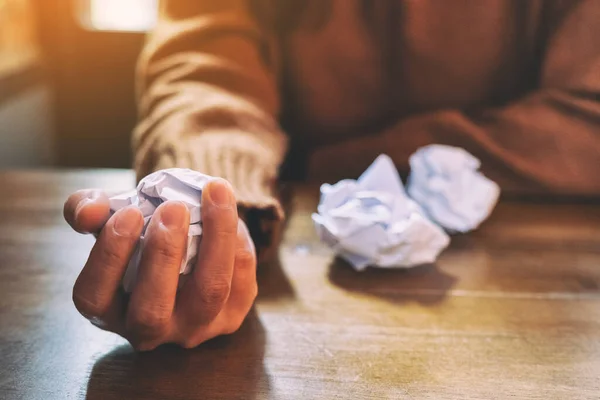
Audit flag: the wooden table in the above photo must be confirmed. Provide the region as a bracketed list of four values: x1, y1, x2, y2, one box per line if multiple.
[0, 170, 599, 399]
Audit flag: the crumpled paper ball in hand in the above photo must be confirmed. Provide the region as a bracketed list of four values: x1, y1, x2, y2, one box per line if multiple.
[407, 145, 500, 233]
[312, 155, 450, 271]
[109, 168, 213, 292]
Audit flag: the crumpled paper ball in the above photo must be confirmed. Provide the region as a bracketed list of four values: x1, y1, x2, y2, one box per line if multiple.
[109, 168, 213, 292]
[407, 145, 500, 233]
[312, 155, 450, 271]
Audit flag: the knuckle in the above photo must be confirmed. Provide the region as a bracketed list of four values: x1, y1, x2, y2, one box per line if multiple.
[128, 304, 171, 335]
[72, 290, 107, 319]
[179, 338, 201, 349]
[223, 317, 244, 335]
[146, 234, 183, 266]
[235, 250, 256, 270]
[155, 243, 182, 265]
[98, 241, 125, 267]
[198, 278, 231, 306]
[130, 339, 160, 352]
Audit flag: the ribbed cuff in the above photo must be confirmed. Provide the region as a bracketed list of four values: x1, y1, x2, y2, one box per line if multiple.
[173, 132, 285, 262]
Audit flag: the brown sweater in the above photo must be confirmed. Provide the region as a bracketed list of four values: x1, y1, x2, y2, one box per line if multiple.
[134, 0, 600, 254]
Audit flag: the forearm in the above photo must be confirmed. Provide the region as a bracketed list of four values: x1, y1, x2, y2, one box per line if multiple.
[134, 4, 287, 182]
[309, 89, 600, 195]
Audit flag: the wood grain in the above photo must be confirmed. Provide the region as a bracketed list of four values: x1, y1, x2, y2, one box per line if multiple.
[0, 170, 599, 399]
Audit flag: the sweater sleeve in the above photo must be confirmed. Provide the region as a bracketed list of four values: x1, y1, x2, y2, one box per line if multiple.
[133, 0, 288, 257]
[308, 0, 600, 196]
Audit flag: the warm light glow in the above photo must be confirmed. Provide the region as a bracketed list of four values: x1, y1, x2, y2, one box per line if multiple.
[88, 0, 158, 32]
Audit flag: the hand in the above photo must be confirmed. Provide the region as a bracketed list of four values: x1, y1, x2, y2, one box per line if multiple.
[63, 179, 257, 350]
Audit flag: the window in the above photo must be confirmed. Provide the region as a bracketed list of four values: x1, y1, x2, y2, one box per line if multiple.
[79, 0, 158, 32]
[0, 0, 39, 77]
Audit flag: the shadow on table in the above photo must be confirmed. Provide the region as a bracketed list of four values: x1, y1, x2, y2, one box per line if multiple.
[85, 310, 270, 400]
[256, 256, 296, 301]
[328, 257, 457, 306]
[255, 184, 297, 301]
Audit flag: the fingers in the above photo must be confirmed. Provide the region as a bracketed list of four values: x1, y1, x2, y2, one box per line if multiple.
[176, 179, 238, 327]
[174, 219, 257, 348]
[126, 201, 189, 346]
[220, 220, 258, 334]
[72, 206, 143, 330]
[64, 189, 111, 234]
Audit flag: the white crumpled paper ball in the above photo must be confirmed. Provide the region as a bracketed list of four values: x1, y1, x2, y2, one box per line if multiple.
[312, 155, 450, 271]
[109, 168, 213, 292]
[407, 145, 500, 233]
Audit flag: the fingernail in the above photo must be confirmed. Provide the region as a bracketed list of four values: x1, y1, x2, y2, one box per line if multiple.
[74, 190, 101, 218]
[207, 179, 233, 209]
[158, 201, 189, 230]
[113, 206, 142, 237]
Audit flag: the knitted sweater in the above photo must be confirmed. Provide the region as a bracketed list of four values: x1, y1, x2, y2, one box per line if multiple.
[133, 0, 600, 255]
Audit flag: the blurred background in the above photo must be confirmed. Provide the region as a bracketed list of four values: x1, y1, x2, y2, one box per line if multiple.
[0, 0, 158, 169]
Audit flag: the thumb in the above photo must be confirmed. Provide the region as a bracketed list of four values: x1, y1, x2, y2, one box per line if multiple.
[64, 189, 111, 234]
